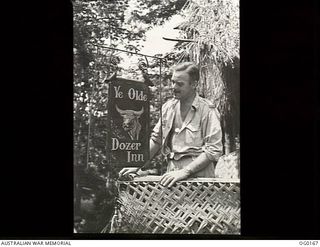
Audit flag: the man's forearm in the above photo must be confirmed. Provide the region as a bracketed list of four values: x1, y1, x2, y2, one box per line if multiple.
[138, 139, 161, 172]
[159, 152, 213, 188]
[184, 152, 212, 175]
[150, 139, 161, 160]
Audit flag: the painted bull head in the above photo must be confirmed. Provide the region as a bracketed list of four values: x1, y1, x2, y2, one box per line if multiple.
[115, 105, 144, 140]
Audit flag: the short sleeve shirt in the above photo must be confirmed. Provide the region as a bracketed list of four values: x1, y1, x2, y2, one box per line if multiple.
[151, 94, 223, 163]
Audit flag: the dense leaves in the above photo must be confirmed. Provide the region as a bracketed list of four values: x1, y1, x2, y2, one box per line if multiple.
[73, 0, 186, 233]
[128, 0, 187, 25]
[175, 0, 240, 153]
[179, 0, 239, 65]
[74, 0, 239, 233]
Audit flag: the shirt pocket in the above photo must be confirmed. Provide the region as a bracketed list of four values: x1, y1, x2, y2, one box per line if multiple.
[185, 124, 202, 145]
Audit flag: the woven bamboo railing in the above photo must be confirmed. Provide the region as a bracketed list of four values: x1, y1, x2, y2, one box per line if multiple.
[111, 176, 240, 234]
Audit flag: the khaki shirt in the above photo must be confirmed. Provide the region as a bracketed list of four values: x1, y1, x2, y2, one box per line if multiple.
[151, 94, 223, 163]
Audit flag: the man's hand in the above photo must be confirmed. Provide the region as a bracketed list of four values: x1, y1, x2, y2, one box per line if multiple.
[160, 169, 190, 188]
[119, 167, 140, 178]
[119, 166, 153, 179]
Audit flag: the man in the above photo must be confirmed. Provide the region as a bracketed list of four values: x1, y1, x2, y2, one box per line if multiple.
[119, 62, 223, 187]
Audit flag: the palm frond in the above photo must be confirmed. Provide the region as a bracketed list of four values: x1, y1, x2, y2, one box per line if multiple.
[180, 0, 239, 66]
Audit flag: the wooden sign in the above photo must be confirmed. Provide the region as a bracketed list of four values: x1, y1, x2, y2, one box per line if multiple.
[107, 78, 150, 167]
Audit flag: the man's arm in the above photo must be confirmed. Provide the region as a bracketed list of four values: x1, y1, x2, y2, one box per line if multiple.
[200, 108, 223, 162]
[150, 139, 161, 160]
[160, 107, 222, 187]
[160, 152, 211, 187]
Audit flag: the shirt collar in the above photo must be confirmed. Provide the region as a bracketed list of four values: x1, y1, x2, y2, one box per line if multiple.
[191, 93, 200, 110]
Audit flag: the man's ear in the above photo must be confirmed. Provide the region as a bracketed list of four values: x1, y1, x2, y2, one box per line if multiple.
[193, 81, 198, 89]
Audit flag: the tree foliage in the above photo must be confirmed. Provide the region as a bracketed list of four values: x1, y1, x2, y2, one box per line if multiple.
[73, 0, 239, 233]
[174, 0, 240, 153]
[127, 0, 187, 25]
[73, 0, 186, 233]
[178, 0, 239, 65]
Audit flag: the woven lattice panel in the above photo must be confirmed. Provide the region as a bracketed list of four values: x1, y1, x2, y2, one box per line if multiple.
[115, 177, 240, 234]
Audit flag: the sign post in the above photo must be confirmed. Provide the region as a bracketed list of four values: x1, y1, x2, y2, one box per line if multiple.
[107, 78, 150, 168]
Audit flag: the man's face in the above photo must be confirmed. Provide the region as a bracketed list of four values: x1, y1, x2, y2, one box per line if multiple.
[171, 70, 196, 101]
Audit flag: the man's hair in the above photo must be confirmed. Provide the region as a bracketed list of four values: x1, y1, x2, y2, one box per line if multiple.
[172, 62, 200, 84]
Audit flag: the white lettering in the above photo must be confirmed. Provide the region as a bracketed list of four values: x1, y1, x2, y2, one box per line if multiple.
[111, 138, 141, 151]
[127, 151, 144, 162]
[128, 88, 135, 100]
[127, 88, 147, 101]
[114, 86, 123, 98]
[111, 137, 119, 150]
